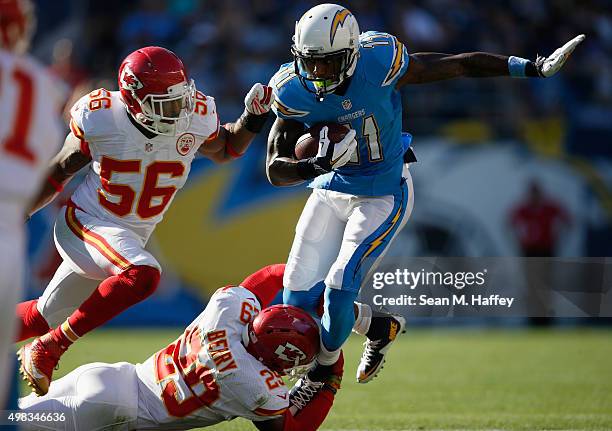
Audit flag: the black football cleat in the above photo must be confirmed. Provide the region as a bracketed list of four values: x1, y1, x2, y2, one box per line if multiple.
[356, 313, 405, 383]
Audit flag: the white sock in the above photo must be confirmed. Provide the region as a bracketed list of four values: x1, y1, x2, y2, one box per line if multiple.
[317, 341, 341, 366]
[352, 302, 372, 336]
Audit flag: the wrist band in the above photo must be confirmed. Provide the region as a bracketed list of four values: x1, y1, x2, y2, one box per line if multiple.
[508, 56, 530, 78]
[47, 176, 64, 193]
[240, 109, 270, 134]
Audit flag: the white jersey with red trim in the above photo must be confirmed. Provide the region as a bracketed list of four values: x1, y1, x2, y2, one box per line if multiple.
[135, 286, 289, 429]
[0, 50, 65, 227]
[69, 89, 219, 242]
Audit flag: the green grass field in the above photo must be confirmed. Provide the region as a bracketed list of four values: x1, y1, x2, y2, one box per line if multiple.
[21, 328, 612, 430]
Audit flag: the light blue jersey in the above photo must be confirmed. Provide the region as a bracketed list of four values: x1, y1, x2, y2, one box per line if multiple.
[270, 31, 410, 196]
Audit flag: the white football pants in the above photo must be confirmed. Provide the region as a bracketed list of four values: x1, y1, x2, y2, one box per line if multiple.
[19, 361, 139, 430]
[284, 166, 414, 294]
[36, 204, 161, 327]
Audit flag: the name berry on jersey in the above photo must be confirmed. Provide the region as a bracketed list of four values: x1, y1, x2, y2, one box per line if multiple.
[134, 286, 289, 427]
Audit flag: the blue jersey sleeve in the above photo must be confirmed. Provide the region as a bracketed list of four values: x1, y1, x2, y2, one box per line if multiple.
[269, 63, 311, 120]
[359, 31, 410, 88]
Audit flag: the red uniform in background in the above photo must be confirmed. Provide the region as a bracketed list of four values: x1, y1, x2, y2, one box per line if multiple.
[509, 181, 572, 325]
[510, 182, 571, 257]
[0, 0, 65, 408]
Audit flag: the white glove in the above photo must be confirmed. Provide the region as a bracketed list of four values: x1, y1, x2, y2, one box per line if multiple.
[244, 83, 275, 115]
[536, 34, 585, 77]
[316, 126, 357, 171]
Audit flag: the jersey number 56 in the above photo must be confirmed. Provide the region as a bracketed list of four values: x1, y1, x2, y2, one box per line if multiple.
[98, 157, 185, 219]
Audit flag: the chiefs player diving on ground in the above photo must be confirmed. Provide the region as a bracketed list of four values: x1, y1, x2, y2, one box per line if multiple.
[19, 265, 343, 431]
[16, 46, 276, 396]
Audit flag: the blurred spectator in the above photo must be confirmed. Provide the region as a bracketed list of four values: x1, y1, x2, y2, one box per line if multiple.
[119, 0, 181, 57]
[29, 0, 611, 151]
[509, 180, 572, 326]
[50, 38, 88, 88]
[509, 180, 572, 257]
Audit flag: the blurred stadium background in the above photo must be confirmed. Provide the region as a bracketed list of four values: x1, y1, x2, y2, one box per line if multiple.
[16, 0, 612, 429]
[24, 0, 612, 323]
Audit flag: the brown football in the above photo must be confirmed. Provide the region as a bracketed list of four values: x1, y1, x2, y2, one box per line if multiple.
[294, 123, 350, 160]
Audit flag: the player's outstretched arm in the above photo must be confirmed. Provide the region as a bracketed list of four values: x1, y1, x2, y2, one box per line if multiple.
[28, 132, 92, 217]
[397, 34, 585, 87]
[199, 83, 274, 163]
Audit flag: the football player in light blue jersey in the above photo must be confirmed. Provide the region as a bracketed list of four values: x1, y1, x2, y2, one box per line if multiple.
[266, 3, 584, 405]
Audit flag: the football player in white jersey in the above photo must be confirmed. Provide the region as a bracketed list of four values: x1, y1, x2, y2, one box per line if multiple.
[15, 45, 276, 396]
[19, 264, 344, 431]
[0, 0, 66, 409]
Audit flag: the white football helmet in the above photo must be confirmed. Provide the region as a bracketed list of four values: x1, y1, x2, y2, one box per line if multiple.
[292, 4, 360, 99]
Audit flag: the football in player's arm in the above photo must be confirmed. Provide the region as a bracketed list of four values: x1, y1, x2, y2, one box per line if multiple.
[264, 3, 585, 401]
[267, 35, 585, 185]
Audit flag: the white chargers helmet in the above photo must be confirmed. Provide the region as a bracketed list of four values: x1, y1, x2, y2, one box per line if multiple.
[292, 4, 360, 99]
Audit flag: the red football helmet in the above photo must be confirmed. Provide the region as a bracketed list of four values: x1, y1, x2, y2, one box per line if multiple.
[244, 305, 320, 375]
[0, 0, 35, 54]
[118, 46, 196, 136]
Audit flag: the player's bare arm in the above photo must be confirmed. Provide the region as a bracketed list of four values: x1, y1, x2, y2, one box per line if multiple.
[199, 83, 274, 163]
[199, 121, 256, 164]
[266, 117, 307, 186]
[397, 34, 585, 87]
[28, 132, 91, 216]
[267, 117, 357, 187]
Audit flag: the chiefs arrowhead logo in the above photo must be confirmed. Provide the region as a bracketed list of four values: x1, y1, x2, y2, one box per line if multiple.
[275, 342, 306, 367]
[120, 66, 143, 91]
